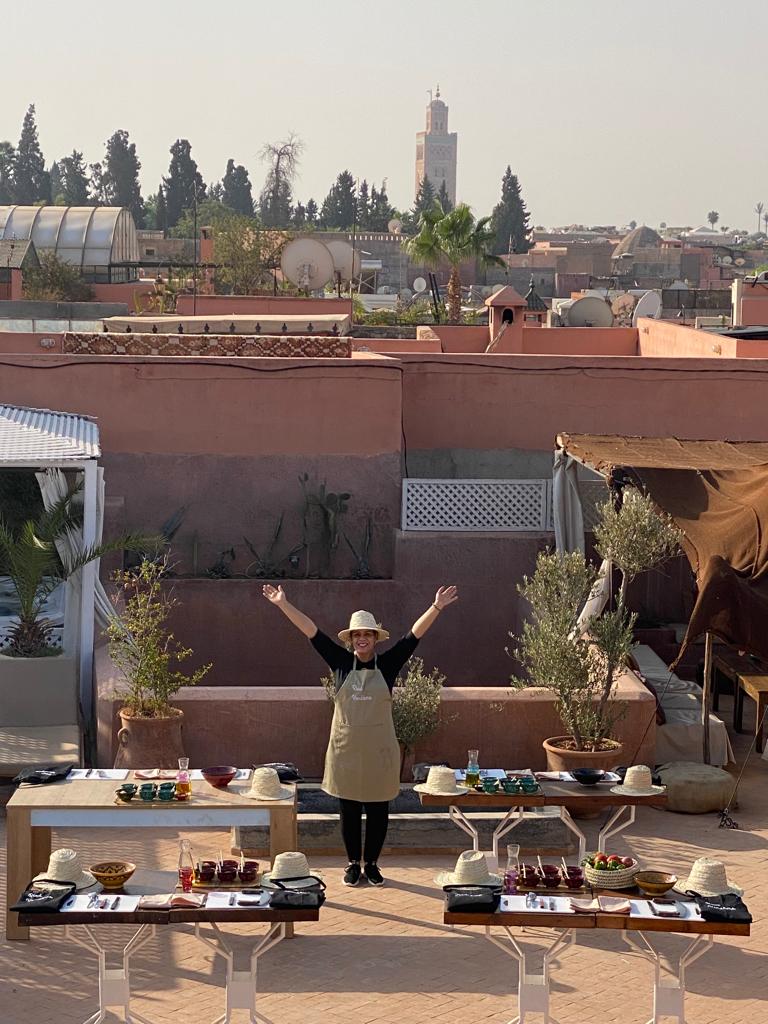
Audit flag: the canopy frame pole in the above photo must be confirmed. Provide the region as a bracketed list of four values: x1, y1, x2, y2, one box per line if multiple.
[702, 632, 713, 764]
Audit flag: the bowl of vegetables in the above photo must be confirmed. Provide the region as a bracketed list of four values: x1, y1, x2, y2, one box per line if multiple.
[582, 852, 639, 889]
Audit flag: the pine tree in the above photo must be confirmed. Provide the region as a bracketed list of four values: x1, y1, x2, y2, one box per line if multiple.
[0, 141, 15, 203]
[88, 162, 109, 204]
[49, 161, 63, 204]
[437, 180, 453, 213]
[320, 171, 357, 229]
[292, 202, 307, 228]
[102, 130, 145, 226]
[222, 159, 254, 216]
[14, 104, 50, 204]
[305, 198, 318, 225]
[162, 139, 206, 228]
[490, 166, 531, 254]
[154, 189, 168, 232]
[368, 180, 396, 231]
[208, 181, 224, 202]
[58, 152, 90, 205]
[412, 176, 436, 221]
[357, 180, 370, 229]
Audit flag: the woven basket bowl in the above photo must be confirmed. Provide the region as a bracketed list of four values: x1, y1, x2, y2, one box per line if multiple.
[584, 860, 638, 889]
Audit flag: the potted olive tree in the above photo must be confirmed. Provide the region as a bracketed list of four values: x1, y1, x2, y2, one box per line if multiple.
[511, 488, 681, 770]
[108, 557, 211, 768]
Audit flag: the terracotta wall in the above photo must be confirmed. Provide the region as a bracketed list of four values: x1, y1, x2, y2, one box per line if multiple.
[91, 282, 156, 307]
[0, 332, 63, 353]
[96, 660, 656, 774]
[417, 325, 489, 352]
[176, 295, 353, 317]
[636, 319, 737, 358]
[520, 327, 638, 356]
[739, 284, 768, 327]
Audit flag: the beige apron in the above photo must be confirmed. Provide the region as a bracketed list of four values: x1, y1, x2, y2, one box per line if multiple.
[322, 657, 401, 803]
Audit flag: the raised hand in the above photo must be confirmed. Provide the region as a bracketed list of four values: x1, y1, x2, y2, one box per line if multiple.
[262, 583, 286, 604]
[434, 585, 458, 610]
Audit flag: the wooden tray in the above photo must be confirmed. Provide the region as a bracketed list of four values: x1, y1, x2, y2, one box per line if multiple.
[188, 875, 262, 891]
[113, 796, 194, 807]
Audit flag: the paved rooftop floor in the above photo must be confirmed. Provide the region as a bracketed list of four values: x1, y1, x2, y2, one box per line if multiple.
[1, 698, 766, 1024]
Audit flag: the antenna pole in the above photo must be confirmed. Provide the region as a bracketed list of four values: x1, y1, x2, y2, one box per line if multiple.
[351, 179, 358, 300]
[192, 193, 198, 316]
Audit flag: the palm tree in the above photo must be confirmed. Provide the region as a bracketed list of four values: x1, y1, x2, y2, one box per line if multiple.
[707, 210, 719, 231]
[764, 212, 768, 236]
[755, 202, 764, 235]
[405, 201, 503, 322]
[0, 490, 151, 656]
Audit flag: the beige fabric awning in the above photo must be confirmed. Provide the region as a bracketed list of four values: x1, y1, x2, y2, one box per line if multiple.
[556, 433, 768, 473]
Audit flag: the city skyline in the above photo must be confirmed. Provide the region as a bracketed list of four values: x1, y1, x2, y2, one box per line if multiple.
[1, 0, 766, 229]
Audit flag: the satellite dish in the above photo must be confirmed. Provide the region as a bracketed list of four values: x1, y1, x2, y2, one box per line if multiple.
[611, 293, 636, 316]
[565, 296, 614, 328]
[583, 289, 606, 299]
[324, 239, 361, 281]
[721, 255, 733, 265]
[280, 238, 334, 291]
[734, 257, 746, 266]
[400, 288, 413, 301]
[388, 218, 403, 234]
[632, 291, 663, 325]
[413, 276, 427, 293]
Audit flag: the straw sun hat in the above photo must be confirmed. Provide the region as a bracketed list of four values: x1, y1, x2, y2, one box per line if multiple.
[413, 765, 466, 797]
[246, 767, 294, 801]
[260, 851, 321, 889]
[435, 850, 502, 888]
[34, 848, 96, 891]
[680, 857, 743, 897]
[610, 765, 665, 797]
[337, 610, 390, 644]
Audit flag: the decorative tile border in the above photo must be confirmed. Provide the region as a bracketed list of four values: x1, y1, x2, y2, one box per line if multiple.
[62, 333, 352, 358]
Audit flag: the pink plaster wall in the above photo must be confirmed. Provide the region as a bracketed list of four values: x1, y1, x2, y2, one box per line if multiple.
[176, 295, 353, 317]
[355, 338, 441, 354]
[636, 319, 738, 358]
[740, 285, 768, 327]
[0, 332, 63, 353]
[520, 327, 637, 355]
[417, 325, 490, 352]
[91, 282, 156, 306]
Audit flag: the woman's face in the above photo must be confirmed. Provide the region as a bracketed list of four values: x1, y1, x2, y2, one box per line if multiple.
[350, 629, 377, 659]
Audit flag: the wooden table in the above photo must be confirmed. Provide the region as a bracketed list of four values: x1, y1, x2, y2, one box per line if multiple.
[713, 648, 768, 752]
[445, 896, 750, 1024]
[418, 779, 668, 865]
[18, 869, 318, 1024]
[5, 776, 297, 941]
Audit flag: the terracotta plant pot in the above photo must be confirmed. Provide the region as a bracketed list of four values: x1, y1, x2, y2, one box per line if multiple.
[114, 708, 185, 769]
[542, 736, 624, 819]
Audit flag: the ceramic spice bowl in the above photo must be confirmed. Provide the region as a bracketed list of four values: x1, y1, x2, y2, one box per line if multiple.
[90, 861, 136, 889]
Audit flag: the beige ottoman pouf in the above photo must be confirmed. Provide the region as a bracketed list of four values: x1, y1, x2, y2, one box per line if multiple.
[657, 761, 736, 814]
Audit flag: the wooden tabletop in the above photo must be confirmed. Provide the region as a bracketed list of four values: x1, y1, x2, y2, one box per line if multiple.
[16, 868, 319, 927]
[7, 778, 296, 811]
[443, 910, 749, 936]
[418, 780, 667, 808]
[714, 649, 768, 684]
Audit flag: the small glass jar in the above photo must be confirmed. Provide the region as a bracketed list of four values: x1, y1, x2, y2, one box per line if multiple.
[178, 839, 195, 892]
[175, 757, 192, 801]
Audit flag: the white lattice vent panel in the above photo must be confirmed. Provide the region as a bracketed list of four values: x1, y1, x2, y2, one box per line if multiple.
[402, 479, 550, 532]
[546, 478, 609, 531]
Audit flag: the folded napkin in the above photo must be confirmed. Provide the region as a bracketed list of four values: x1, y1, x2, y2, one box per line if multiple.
[570, 896, 631, 914]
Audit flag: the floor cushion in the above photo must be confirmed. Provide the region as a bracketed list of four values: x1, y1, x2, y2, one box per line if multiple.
[657, 760, 736, 813]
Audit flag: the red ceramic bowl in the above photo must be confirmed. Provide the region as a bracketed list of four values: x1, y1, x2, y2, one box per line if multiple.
[201, 766, 238, 789]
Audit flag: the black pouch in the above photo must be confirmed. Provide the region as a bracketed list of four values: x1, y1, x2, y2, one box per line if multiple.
[690, 892, 752, 923]
[253, 762, 303, 782]
[10, 879, 76, 913]
[444, 884, 502, 913]
[13, 763, 76, 786]
[268, 875, 326, 909]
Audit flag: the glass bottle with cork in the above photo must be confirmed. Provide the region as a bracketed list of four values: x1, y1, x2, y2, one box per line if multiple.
[178, 839, 195, 892]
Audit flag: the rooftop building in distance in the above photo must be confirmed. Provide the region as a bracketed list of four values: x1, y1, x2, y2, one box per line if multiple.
[415, 85, 457, 206]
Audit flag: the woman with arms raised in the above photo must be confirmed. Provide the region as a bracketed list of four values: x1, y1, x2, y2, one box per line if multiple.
[262, 584, 458, 887]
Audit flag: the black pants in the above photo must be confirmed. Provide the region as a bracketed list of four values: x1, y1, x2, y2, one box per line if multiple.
[338, 799, 389, 863]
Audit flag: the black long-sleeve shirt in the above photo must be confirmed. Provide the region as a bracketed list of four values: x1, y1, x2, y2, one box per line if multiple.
[310, 629, 419, 692]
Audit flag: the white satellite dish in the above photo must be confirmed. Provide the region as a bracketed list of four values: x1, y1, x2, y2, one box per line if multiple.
[611, 293, 636, 316]
[721, 255, 733, 265]
[413, 276, 427, 293]
[280, 238, 334, 291]
[388, 218, 403, 234]
[324, 239, 361, 282]
[565, 296, 614, 328]
[632, 291, 663, 325]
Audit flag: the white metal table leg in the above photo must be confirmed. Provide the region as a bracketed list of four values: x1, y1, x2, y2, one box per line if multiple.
[557, 807, 587, 863]
[484, 925, 574, 1024]
[194, 921, 285, 1024]
[449, 804, 481, 851]
[66, 923, 157, 1024]
[624, 930, 714, 1024]
[492, 806, 525, 869]
[598, 804, 636, 850]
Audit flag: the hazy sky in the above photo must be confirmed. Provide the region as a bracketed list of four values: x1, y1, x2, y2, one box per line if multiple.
[2, 0, 767, 229]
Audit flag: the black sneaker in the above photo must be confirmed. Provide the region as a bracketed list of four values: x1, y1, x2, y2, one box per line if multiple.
[343, 862, 362, 887]
[364, 862, 385, 886]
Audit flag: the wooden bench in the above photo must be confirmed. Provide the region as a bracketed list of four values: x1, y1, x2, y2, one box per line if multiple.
[713, 649, 768, 753]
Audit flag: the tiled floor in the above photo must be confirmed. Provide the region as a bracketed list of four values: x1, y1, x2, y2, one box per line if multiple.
[1, 698, 766, 1023]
